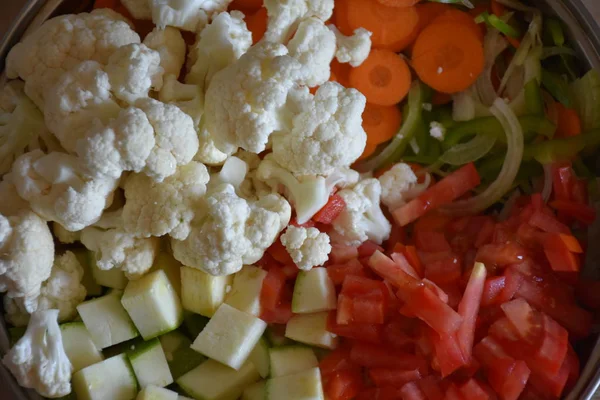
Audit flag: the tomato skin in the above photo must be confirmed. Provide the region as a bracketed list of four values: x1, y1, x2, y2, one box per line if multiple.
[528, 210, 571, 234]
[327, 259, 368, 285]
[475, 243, 526, 267]
[417, 376, 445, 400]
[358, 241, 385, 257]
[550, 200, 596, 225]
[458, 379, 494, 400]
[260, 267, 287, 311]
[429, 331, 467, 377]
[414, 230, 451, 252]
[457, 263, 487, 361]
[482, 276, 506, 307]
[324, 369, 364, 400]
[543, 233, 581, 272]
[369, 251, 421, 296]
[327, 312, 384, 343]
[260, 302, 293, 324]
[423, 252, 462, 285]
[350, 342, 429, 372]
[267, 238, 294, 264]
[399, 381, 427, 400]
[330, 244, 359, 264]
[403, 285, 463, 335]
[391, 252, 420, 279]
[319, 345, 355, 376]
[313, 194, 346, 224]
[368, 368, 422, 388]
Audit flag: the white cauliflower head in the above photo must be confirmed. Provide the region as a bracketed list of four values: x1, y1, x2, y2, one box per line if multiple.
[378, 163, 423, 210]
[194, 123, 229, 165]
[171, 184, 291, 276]
[136, 98, 200, 182]
[159, 75, 205, 125]
[0, 211, 54, 299]
[287, 17, 336, 87]
[143, 26, 187, 78]
[264, 0, 334, 43]
[204, 41, 305, 154]
[52, 223, 81, 244]
[123, 161, 210, 240]
[121, 0, 153, 20]
[280, 226, 331, 270]
[10, 150, 119, 231]
[2, 309, 72, 398]
[151, 0, 234, 32]
[105, 43, 165, 104]
[332, 178, 391, 246]
[6, 9, 140, 108]
[272, 81, 367, 176]
[5, 251, 87, 327]
[329, 26, 372, 67]
[186, 11, 252, 92]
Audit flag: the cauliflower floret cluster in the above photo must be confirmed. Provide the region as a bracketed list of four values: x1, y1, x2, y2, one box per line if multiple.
[377, 162, 422, 210]
[152, 0, 234, 32]
[264, 0, 334, 43]
[329, 26, 373, 67]
[143, 27, 186, 78]
[280, 226, 331, 270]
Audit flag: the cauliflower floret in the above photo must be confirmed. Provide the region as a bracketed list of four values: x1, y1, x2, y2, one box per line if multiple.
[209, 156, 248, 191]
[429, 121, 446, 141]
[329, 26, 372, 67]
[123, 161, 210, 240]
[10, 150, 118, 231]
[332, 178, 391, 246]
[6, 9, 140, 108]
[272, 81, 367, 176]
[0, 211, 54, 300]
[2, 309, 72, 398]
[235, 150, 271, 199]
[143, 27, 187, 78]
[121, 0, 153, 20]
[186, 11, 252, 92]
[194, 124, 229, 165]
[159, 75, 204, 125]
[0, 81, 47, 175]
[264, 0, 334, 43]
[105, 43, 165, 104]
[136, 98, 200, 182]
[5, 251, 87, 327]
[151, 0, 233, 32]
[287, 17, 336, 87]
[52, 223, 81, 244]
[205, 41, 304, 154]
[378, 163, 420, 210]
[171, 184, 291, 276]
[81, 210, 160, 280]
[280, 226, 331, 270]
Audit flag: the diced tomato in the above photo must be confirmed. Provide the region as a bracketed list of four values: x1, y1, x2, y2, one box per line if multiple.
[330, 244, 359, 264]
[543, 233, 581, 272]
[260, 267, 287, 311]
[324, 369, 364, 400]
[327, 312, 383, 343]
[393, 163, 481, 226]
[290, 217, 316, 228]
[338, 276, 389, 324]
[385, 223, 407, 252]
[422, 279, 450, 304]
[423, 253, 462, 285]
[417, 376, 445, 400]
[458, 379, 494, 400]
[413, 211, 453, 235]
[550, 200, 597, 225]
[281, 264, 300, 279]
[404, 245, 424, 277]
[429, 331, 467, 377]
[475, 218, 496, 248]
[528, 351, 570, 399]
[255, 251, 279, 270]
[399, 381, 427, 400]
[482, 276, 506, 307]
[267, 238, 294, 264]
[319, 345, 355, 376]
[475, 243, 526, 267]
[260, 301, 293, 324]
[575, 280, 600, 309]
[565, 345, 580, 391]
[327, 259, 367, 285]
[368, 368, 422, 388]
[528, 210, 571, 234]
[391, 252, 420, 279]
[314, 194, 346, 224]
[552, 163, 575, 202]
[358, 241, 385, 257]
[382, 319, 414, 350]
[445, 384, 465, 400]
[403, 285, 463, 335]
[414, 230, 451, 252]
[457, 263, 487, 361]
[369, 251, 421, 296]
[356, 386, 402, 400]
[350, 342, 429, 372]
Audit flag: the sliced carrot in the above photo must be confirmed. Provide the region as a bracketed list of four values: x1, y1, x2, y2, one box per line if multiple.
[345, 0, 420, 52]
[93, 0, 120, 9]
[412, 22, 485, 94]
[491, 0, 506, 17]
[331, 60, 352, 88]
[363, 103, 403, 145]
[334, 0, 354, 35]
[555, 103, 582, 138]
[358, 142, 379, 160]
[349, 49, 412, 106]
[415, 2, 453, 32]
[431, 9, 484, 43]
[246, 7, 268, 44]
[228, 0, 263, 13]
[432, 91, 452, 106]
[377, 0, 421, 7]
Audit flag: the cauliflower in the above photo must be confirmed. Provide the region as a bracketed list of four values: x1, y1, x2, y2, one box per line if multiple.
[186, 11, 252, 92]
[2, 309, 72, 398]
[6, 9, 140, 108]
[10, 150, 119, 231]
[123, 161, 210, 240]
[331, 178, 391, 246]
[121, 0, 153, 20]
[5, 251, 87, 327]
[287, 17, 336, 87]
[329, 26, 372, 67]
[429, 121, 446, 141]
[0, 81, 47, 175]
[263, 0, 334, 43]
[280, 226, 331, 270]
[136, 98, 200, 182]
[271, 81, 367, 176]
[52, 223, 81, 244]
[143, 27, 187, 78]
[151, 0, 233, 32]
[159, 75, 204, 125]
[171, 184, 291, 276]
[204, 41, 304, 154]
[378, 163, 422, 210]
[235, 150, 271, 199]
[81, 210, 160, 279]
[209, 156, 248, 191]
[0, 211, 54, 300]
[194, 123, 229, 165]
[105, 43, 165, 104]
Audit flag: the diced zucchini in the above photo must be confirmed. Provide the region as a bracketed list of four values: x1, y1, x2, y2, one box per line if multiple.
[241, 381, 266, 400]
[128, 338, 174, 388]
[180, 266, 232, 317]
[176, 359, 260, 400]
[159, 331, 205, 380]
[150, 250, 183, 298]
[265, 368, 324, 400]
[224, 266, 267, 317]
[121, 270, 183, 340]
[77, 291, 139, 349]
[291, 268, 336, 314]
[136, 385, 178, 400]
[269, 346, 318, 377]
[285, 313, 338, 350]
[248, 337, 270, 379]
[60, 322, 104, 372]
[191, 303, 267, 370]
[89, 253, 129, 290]
[72, 354, 138, 400]
[73, 248, 103, 296]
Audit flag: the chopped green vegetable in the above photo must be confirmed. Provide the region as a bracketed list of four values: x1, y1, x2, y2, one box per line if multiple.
[545, 18, 565, 47]
[524, 79, 544, 115]
[541, 68, 573, 107]
[571, 69, 600, 131]
[478, 12, 521, 38]
[523, 129, 600, 164]
[440, 134, 497, 166]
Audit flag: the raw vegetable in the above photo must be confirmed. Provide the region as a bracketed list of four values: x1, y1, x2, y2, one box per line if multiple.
[60, 322, 104, 373]
[180, 266, 231, 317]
[127, 338, 173, 388]
[72, 354, 138, 400]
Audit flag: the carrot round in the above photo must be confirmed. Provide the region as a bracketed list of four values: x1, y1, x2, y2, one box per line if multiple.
[377, 0, 421, 7]
[333, 0, 354, 35]
[228, 0, 263, 13]
[415, 2, 452, 32]
[246, 7, 268, 44]
[331, 60, 352, 88]
[345, 0, 420, 52]
[555, 103, 582, 138]
[412, 22, 485, 94]
[358, 142, 379, 160]
[349, 49, 412, 106]
[431, 9, 484, 43]
[363, 103, 403, 145]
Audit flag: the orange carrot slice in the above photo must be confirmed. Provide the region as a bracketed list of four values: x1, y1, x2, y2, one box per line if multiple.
[349, 49, 412, 106]
[334, 0, 354, 35]
[358, 142, 379, 160]
[555, 103, 582, 138]
[377, 0, 421, 7]
[246, 7, 268, 44]
[412, 22, 485, 94]
[331, 60, 353, 88]
[363, 103, 403, 145]
[431, 9, 484, 43]
[229, 0, 263, 13]
[415, 2, 453, 32]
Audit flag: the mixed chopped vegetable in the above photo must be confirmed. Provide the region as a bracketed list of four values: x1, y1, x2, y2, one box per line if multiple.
[0, 0, 599, 399]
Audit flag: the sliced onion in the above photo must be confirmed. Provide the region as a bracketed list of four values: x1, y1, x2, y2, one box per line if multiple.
[404, 173, 432, 200]
[442, 98, 525, 215]
[428, 0, 474, 8]
[409, 138, 420, 155]
[440, 133, 497, 166]
[477, 29, 508, 106]
[542, 164, 553, 203]
[541, 46, 577, 60]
